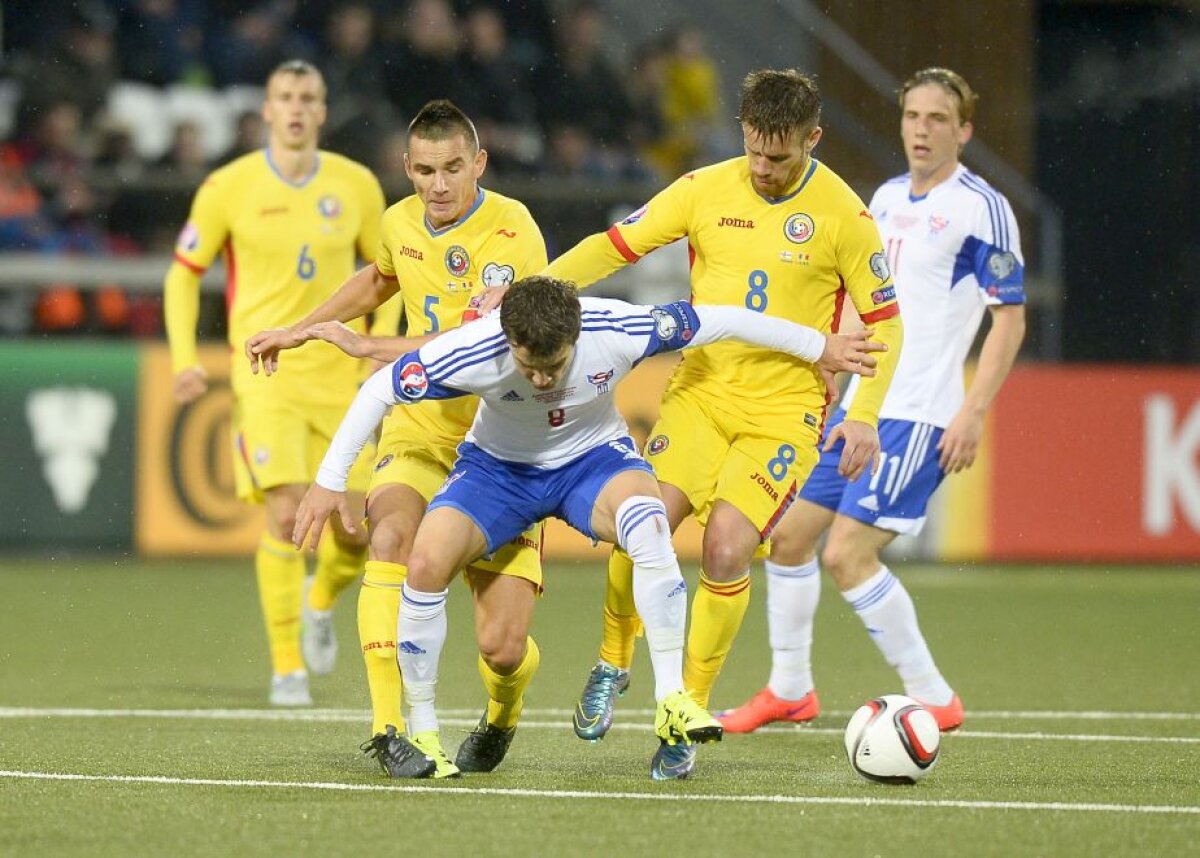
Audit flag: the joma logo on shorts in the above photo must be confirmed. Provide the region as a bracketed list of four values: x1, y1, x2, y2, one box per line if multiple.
[718, 217, 755, 228]
[750, 472, 779, 502]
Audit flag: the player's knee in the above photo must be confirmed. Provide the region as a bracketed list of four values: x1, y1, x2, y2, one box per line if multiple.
[767, 525, 817, 567]
[614, 495, 675, 569]
[368, 515, 418, 563]
[821, 539, 876, 590]
[700, 538, 752, 581]
[405, 547, 451, 591]
[476, 623, 526, 673]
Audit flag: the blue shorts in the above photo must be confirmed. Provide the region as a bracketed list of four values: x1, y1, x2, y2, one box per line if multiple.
[428, 436, 654, 553]
[798, 409, 946, 536]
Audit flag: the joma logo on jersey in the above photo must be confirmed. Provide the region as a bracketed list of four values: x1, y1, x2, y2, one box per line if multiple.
[400, 245, 424, 261]
[718, 217, 755, 228]
[750, 472, 780, 502]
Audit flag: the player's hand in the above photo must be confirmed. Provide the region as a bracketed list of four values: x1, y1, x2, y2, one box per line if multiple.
[173, 366, 208, 404]
[817, 329, 886, 376]
[823, 418, 881, 481]
[937, 408, 985, 473]
[293, 484, 357, 551]
[245, 327, 308, 376]
[476, 283, 511, 315]
[303, 321, 368, 358]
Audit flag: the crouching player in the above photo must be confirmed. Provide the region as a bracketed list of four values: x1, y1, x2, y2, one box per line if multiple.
[294, 276, 885, 779]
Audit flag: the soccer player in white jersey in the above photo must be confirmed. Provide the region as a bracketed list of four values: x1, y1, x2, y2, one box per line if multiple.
[294, 276, 885, 779]
[719, 68, 1026, 734]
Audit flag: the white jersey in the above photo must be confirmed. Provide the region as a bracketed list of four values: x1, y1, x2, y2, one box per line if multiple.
[316, 298, 826, 489]
[841, 164, 1025, 428]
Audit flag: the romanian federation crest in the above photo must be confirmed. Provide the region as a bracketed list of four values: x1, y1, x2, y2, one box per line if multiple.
[317, 195, 342, 218]
[784, 213, 815, 244]
[445, 245, 470, 277]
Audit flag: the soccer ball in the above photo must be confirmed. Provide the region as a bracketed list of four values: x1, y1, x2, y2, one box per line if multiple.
[843, 694, 940, 784]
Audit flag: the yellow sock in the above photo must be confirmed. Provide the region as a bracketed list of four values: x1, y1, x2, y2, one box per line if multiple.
[256, 533, 305, 676]
[481, 636, 541, 730]
[599, 548, 643, 669]
[310, 534, 366, 612]
[683, 571, 751, 709]
[360, 560, 407, 735]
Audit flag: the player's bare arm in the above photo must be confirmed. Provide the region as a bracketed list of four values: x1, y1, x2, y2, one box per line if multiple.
[293, 483, 358, 552]
[938, 304, 1026, 472]
[246, 263, 400, 375]
[304, 321, 436, 362]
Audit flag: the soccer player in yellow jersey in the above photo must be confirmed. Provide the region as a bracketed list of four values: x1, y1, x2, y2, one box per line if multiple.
[247, 101, 547, 779]
[537, 69, 905, 775]
[163, 60, 385, 708]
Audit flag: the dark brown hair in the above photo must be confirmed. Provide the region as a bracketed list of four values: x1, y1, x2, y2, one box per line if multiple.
[500, 276, 582, 357]
[737, 69, 821, 142]
[408, 99, 480, 150]
[899, 67, 978, 124]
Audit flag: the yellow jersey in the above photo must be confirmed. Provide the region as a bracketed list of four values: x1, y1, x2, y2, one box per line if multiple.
[171, 148, 385, 406]
[373, 188, 547, 442]
[546, 156, 902, 424]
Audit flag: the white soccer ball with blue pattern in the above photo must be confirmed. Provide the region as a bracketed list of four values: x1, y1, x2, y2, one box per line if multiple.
[843, 694, 940, 784]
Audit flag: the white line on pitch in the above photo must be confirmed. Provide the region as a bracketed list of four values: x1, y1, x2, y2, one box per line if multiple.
[1, 770, 1196, 816]
[0, 708, 1196, 744]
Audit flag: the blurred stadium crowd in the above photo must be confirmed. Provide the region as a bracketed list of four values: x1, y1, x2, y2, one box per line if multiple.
[0, 0, 734, 337]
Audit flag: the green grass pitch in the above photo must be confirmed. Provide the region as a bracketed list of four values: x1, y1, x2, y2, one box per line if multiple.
[1, 557, 1197, 856]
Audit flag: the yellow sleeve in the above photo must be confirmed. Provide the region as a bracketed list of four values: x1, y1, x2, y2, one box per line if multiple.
[356, 169, 386, 264]
[164, 173, 230, 373]
[835, 206, 902, 426]
[544, 175, 691, 288]
[543, 231, 630, 288]
[844, 313, 903, 426]
[163, 261, 204, 373]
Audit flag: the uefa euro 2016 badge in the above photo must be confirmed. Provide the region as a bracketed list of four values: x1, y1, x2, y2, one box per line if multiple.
[317, 195, 342, 218]
[870, 251, 891, 283]
[783, 213, 815, 244]
[445, 245, 470, 277]
[398, 361, 429, 400]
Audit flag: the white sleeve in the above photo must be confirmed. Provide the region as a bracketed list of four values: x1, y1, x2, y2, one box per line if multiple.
[688, 305, 826, 363]
[315, 367, 394, 491]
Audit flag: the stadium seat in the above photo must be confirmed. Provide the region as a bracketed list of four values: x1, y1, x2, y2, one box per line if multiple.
[106, 82, 172, 161]
[165, 85, 234, 162]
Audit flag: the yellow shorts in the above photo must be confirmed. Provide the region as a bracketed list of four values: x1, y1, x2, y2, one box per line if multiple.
[371, 410, 544, 588]
[644, 386, 819, 539]
[232, 394, 374, 503]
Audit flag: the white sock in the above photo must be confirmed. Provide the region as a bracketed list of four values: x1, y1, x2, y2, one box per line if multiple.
[397, 583, 449, 735]
[765, 558, 821, 700]
[841, 566, 953, 705]
[631, 564, 686, 701]
[616, 495, 685, 701]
